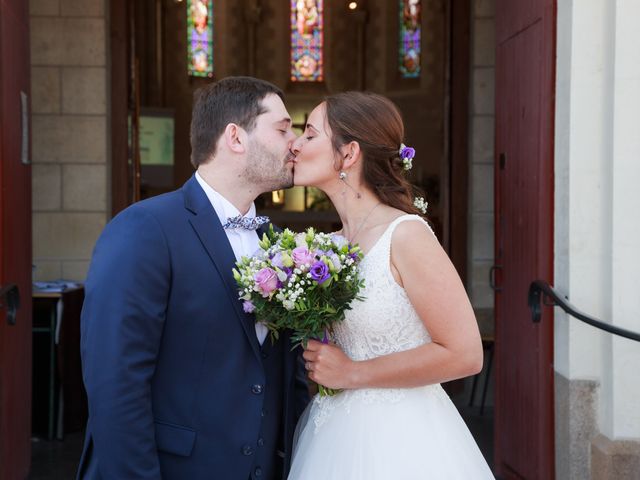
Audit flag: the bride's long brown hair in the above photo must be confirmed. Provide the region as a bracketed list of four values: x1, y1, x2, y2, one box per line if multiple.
[324, 91, 425, 216]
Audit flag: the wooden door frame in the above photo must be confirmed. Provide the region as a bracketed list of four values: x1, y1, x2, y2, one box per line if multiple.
[110, 0, 131, 217]
[0, 0, 33, 477]
[445, 0, 470, 283]
[493, 0, 556, 477]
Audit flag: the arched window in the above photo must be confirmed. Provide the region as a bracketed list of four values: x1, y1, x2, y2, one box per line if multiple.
[399, 0, 421, 78]
[291, 0, 324, 82]
[188, 0, 214, 77]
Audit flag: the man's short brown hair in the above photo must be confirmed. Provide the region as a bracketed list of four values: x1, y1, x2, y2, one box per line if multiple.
[190, 76, 284, 168]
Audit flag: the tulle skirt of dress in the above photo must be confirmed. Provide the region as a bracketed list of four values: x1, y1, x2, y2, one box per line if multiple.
[288, 384, 495, 480]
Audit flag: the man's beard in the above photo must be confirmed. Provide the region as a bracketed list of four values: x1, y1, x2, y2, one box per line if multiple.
[243, 138, 294, 192]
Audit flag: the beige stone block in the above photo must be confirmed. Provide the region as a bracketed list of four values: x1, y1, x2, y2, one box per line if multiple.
[30, 0, 60, 16]
[473, 67, 495, 115]
[33, 212, 106, 259]
[62, 67, 106, 114]
[470, 260, 494, 309]
[30, 18, 105, 66]
[31, 67, 60, 114]
[556, 374, 600, 480]
[62, 260, 90, 281]
[32, 115, 106, 163]
[32, 260, 62, 281]
[471, 213, 494, 261]
[62, 164, 106, 211]
[472, 116, 495, 164]
[32, 164, 61, 211]
[473, 19, 495, 67]
[592, 434, 640, 480]
[471, 164, 494, 213]
[475, 0, 494, 17]
[61, 0, 104, 17]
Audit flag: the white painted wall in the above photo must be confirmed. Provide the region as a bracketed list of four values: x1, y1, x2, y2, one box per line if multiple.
[555, 0, 640, 440]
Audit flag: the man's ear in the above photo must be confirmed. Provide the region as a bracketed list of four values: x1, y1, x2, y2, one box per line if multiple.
[340, 141, 361, 170]
[224, 123, 246, 154]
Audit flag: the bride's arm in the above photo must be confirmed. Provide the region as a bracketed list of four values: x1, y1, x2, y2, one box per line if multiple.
[304, 220, 484, 390]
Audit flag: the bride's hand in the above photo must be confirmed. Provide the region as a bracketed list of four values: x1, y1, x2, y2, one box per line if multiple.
[303, 340, 358, 390]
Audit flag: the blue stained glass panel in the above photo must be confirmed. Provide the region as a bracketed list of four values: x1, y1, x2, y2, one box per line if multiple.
[399, 0, 421, 78]
[188, 0, 214, 77]
[291, 0, 324, 82]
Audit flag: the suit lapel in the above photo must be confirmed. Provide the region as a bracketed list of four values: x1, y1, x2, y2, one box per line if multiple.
[183, 176, 261, 358]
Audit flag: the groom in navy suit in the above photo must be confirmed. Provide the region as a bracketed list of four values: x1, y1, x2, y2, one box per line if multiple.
[77, 77, 309, 479]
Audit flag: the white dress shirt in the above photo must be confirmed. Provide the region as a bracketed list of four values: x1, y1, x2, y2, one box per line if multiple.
[195, 172, 268, 345]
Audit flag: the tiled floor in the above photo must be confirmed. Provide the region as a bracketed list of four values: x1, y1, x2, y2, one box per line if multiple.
[29, 433, 84, 480]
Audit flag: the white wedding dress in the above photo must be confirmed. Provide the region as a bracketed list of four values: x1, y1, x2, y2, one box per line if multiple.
[288, 215, 494, 479]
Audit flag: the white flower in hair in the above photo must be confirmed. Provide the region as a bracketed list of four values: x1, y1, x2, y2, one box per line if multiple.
[413, 196, 428, 214]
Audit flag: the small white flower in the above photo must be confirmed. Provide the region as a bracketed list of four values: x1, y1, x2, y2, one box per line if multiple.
[413, 196, 428, 214]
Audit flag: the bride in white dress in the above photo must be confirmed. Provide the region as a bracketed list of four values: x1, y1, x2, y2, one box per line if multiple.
[287, 91, 494, 479]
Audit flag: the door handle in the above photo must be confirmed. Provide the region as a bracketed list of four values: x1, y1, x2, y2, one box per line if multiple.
[0, 283, 20, 325]
[489, 265, 503, 292]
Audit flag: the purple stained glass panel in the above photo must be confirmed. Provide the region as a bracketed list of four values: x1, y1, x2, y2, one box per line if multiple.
[188, 0, 214, 78]
[399, 0, 421, 78]
[291, 0, 324, 82]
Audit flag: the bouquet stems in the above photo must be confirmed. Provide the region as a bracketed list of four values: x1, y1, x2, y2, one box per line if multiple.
[313, 329, 342, 397]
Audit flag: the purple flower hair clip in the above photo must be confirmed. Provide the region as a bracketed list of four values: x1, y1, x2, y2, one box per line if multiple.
[399, 143, 416, 171]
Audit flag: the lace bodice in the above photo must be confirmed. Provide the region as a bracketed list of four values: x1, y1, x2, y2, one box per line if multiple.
[333, 214, 433, 360]
[311, 215, 440, 431]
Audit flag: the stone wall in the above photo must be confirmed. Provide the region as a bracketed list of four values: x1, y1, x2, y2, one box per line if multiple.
[468, 0, 495, 314]
[29, 0, 108, 281]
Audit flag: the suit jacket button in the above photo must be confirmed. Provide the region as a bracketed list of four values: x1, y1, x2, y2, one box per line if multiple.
[257, 437, 265, 447]
[242, 445, 254, 456]
[251, 384, 263, 394]
[254, 467, 263, 476]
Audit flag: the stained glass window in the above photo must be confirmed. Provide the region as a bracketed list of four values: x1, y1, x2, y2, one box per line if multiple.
[291, 0, 324, 82]
[399, 0, 421, 78]
[188, 0, 214, 77]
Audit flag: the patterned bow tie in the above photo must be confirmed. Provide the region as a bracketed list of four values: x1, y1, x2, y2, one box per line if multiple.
[222, 214, 270, 231]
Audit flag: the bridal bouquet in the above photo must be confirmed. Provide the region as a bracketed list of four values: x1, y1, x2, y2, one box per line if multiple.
[233, 226, 365, 395]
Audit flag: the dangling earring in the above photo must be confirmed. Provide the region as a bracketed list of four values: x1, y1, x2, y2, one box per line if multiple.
[339, 170, 361, 199]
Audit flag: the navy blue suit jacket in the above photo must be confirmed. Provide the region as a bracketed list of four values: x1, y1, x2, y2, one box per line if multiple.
[77, 176, 309, 479]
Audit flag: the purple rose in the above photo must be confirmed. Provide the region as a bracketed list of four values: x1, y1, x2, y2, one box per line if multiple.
[254, 267, 278, 297]
[291, 246, 315, 268]
[309, 261, 331, 284]
[400, 145, 415, 159]
[243, 300, 256, 313]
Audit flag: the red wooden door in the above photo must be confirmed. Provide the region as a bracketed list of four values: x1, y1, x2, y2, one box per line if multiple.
[0, 0, 32, 477]
[494, 1, 555, 479]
